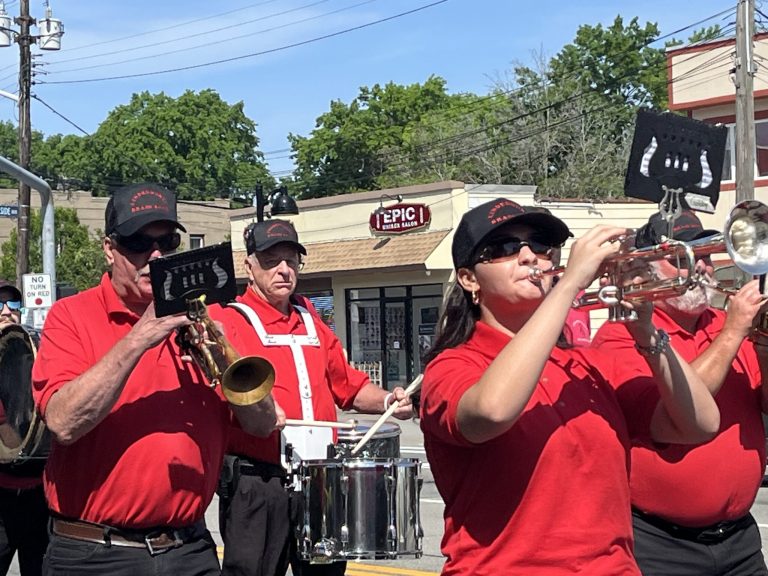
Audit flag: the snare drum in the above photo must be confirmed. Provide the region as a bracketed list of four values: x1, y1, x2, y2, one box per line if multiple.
[328, 422, 401, 459]
[298, 458, 423, 563]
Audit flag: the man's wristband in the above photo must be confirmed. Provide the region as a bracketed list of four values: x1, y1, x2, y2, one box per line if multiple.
[383, 392, 394, 412]
[634, 329, 670, 357]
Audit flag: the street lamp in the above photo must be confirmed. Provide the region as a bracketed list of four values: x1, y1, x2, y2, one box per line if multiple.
[0, 0, 64, 287]
[253, 185, 299, 222]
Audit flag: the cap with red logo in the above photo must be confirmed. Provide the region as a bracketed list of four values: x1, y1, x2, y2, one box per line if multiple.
[635, 210, 718, 249]
[105, 183, 186, 237]
[244, 219, 306, 256]
[451, 198, 572, 269]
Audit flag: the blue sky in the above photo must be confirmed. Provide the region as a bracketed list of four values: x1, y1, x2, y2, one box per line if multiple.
[0, 0, 737, 177]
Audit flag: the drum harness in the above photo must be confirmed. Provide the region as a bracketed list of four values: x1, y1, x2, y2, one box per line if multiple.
[221, 302, 325, 494]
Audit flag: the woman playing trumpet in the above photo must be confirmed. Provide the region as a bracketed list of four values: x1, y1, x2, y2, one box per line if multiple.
[418, 199, 720, 575]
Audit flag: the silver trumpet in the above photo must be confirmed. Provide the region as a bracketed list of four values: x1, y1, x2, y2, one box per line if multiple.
[528, 200, 768, 323]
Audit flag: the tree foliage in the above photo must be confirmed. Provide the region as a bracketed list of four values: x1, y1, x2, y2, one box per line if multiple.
[87, 89, 273, 199]
[0, 90, 274, 200]
[0, 208, 106, 291]
[288, 76, 459, 198]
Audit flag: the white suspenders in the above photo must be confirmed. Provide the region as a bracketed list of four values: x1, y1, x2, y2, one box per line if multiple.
[228, 302, 331, 464]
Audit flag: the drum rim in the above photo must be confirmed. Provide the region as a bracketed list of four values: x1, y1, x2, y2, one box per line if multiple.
[336, 422, 402, 441]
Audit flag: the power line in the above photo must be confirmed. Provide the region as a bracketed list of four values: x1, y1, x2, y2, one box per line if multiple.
[46, 0, 378, 76]
[38, 1, 449, 85]
[57, 0, 287, 55]
[46, 0, 336, 68]
[31, 94, 89, 135]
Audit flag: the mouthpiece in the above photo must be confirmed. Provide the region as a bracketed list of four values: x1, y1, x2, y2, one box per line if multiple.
[528, 266, 565, 283]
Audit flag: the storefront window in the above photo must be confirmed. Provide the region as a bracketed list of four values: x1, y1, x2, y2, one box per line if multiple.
[346, 284, 443, 390]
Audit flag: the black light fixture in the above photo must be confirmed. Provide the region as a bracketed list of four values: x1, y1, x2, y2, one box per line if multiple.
[269, 186, 299, 217]
[252, 185, 300, 222]
[374, 193, 403, 215]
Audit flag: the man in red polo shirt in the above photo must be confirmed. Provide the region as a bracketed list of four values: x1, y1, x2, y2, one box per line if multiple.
[0, 280, 47, 576]
[31, 183, 279, 576]
[213, 219, 414, 576]
[593, 210, 768, 576]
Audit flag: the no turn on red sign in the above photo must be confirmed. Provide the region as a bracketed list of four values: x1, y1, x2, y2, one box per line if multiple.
[22, 273, 53, 309]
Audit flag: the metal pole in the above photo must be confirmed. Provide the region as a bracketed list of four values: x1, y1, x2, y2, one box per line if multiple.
[735, 0, 756, 203]
[15, 0, 32, 286]
[0, 155, 56, 302]
[254, 184, 265, 222]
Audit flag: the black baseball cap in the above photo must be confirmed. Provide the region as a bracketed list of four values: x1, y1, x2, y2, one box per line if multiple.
[452, 198, 572, 269]
[0, 280, 21, 301]
[105, 183, 186, 237]
[244, 219, 306, 256]
[635, 210, 718, 249]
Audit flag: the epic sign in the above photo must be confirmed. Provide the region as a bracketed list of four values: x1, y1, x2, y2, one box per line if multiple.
[369, 203, 431, 234]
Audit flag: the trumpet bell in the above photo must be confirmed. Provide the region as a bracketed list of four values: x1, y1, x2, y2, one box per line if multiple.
[725, 200, 768, 276]
[222, 356, 275, 407]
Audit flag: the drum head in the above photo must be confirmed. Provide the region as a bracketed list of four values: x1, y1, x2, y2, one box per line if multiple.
[337, 422, 401, 443]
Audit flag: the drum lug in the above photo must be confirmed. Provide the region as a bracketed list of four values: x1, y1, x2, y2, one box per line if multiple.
[340, 524, 349, 546]
[311, 538, 339, 564]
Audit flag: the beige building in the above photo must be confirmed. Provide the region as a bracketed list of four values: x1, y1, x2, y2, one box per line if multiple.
[0, 188, 231, 249]
[667, 33, 768, 227]
[230, 181, 667, 391]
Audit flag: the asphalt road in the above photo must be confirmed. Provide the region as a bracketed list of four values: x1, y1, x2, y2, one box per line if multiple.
[12, 413, 768, 575]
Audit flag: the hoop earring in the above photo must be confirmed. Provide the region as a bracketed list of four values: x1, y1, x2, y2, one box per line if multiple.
[471, 290, 480, 306]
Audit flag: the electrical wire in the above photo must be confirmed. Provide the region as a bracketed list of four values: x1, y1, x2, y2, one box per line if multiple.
[47, 0, 378, 75]
[46, 0, 335, 68]
[57, 0, 288, 54]
[34, 2, 448, 84]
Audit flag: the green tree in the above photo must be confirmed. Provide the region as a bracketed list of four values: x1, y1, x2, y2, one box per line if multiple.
[87, 89, 273, 199]
[0, 207, 106, 291]
[288, 76, 458, 198]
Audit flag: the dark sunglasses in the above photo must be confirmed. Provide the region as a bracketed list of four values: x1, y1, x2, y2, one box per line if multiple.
[476, 237, 558, 264]
[0, 300, 21, 310]
[112, 232, 181, 254]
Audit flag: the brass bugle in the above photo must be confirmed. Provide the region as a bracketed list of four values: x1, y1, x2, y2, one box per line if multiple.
[181, 295, 275, 406]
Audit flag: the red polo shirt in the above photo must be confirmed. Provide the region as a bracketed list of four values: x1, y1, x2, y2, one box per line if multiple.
[593, 307, 765, 527]
[420, 321, 659, 576]
[32, 274, 231, 529]
[210, 289, 367, 464]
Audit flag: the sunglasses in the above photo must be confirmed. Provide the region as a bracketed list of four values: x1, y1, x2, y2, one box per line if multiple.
[256, 255, 304, 271]
[113, 232, 181, 254]
[0, 300, 21, 311]
[475, 237, 558, 264]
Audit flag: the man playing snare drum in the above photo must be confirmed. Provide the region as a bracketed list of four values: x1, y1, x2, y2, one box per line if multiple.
[213, 219, 413, 576]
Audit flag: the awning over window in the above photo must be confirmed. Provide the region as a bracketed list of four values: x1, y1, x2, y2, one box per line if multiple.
[233, 229, 450, 278]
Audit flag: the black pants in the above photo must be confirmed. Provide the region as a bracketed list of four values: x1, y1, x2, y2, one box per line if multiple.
[218, 462, 345, 576]
[633, 510, 768, 576]
[0, 485, 48, 576]
[42, 530, 220, 576]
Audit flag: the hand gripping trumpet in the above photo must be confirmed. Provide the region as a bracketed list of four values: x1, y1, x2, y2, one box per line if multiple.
[179, 295, 275, 406]
[528, 235, 695, 322]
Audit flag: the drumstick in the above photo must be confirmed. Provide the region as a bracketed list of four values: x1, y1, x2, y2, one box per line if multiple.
[284, 418, 358, 430]
[350, 375, 423, 457]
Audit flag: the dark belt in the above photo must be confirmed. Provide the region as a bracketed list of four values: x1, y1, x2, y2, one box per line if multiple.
[51, 517, 206, 556]
[632, 508, 754, 544]
[234, 456, 287, 482]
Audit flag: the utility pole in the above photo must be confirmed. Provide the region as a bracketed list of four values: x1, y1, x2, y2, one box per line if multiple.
[15, 0, 32, 285]
[734, 0, 756, 203]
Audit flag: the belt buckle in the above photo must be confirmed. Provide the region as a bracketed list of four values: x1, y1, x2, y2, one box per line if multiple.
[144, 530, 182, 556]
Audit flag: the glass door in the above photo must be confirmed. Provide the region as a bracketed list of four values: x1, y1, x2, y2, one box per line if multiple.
[384, 301, 409, 389]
